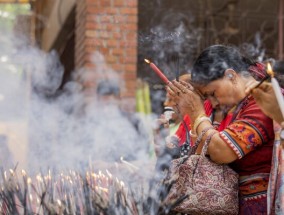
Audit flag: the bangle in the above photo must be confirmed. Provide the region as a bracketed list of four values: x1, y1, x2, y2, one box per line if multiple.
[195, 113, 207, 119]
[194, 126, 215, 147]
[189, 129, 197, 138]
[201, 131, 218, 156]
[193, 116, 212, 134]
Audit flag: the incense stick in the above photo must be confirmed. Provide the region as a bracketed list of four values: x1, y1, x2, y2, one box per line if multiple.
[176, 56, 179, 82]
[251, 75, 270, 90]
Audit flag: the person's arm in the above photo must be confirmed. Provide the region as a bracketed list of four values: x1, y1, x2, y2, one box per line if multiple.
[245, 80, 284, 124]
[166, 80, 238, 163]
[200, 99, 274, 164]
[194, 120, 238, 164]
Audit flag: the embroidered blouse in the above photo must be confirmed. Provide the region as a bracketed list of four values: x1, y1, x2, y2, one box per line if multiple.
[219, 96, 274, 199]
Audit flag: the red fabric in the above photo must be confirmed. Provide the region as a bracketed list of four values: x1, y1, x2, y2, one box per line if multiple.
[249, 62, 284, 94]
[248, 63, 266, 80]
[218, 113, 233, 131]
[239, 195, 267, 215]
[175, 100, 212, 146]
[225, 97, 274, 176]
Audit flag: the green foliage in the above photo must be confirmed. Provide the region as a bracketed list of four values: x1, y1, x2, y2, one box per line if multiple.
[0, 3, 30, 29]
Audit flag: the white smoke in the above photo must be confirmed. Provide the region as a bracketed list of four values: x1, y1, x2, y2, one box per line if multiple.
[0, 9, 153, 176]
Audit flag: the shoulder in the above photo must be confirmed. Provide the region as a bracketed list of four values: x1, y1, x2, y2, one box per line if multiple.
[236, 96, 274, 140]
[238, 96, 271, 121]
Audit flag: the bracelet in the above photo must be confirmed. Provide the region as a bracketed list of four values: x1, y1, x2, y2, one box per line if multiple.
[201, 131, 219, 156]
[189, 129, 197, 138]
[194, 126, 215, 148]
[195, 113, 207, 120]
[193, 116, 212, 134]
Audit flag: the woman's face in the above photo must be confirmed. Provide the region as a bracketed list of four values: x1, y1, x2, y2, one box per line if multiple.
[196, 76, 241, 111]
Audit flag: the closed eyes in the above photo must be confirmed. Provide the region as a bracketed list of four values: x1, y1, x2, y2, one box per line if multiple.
[203, 91, 215, 99]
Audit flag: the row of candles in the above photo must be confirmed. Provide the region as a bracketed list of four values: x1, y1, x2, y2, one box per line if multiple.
[145, 59, 284, 120]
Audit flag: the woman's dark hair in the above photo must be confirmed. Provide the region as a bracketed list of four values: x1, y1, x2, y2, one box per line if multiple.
[191, 45, 256, 85]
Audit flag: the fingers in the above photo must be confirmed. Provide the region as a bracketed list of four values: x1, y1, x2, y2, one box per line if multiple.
[167, 80, 194, 97]
[245, 79, 272, 95]
[256, 81, 272, 91]
[245, 80, 258, 94]
[173, 80, 195, 92]
[178, 80, 195, 91]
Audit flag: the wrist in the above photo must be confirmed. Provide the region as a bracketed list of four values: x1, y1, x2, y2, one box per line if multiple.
[193, 115, 212, 134]
[191, 112, 206, 122]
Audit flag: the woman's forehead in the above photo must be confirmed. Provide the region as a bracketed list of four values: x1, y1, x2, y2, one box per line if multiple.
[196, 79, 221, 93]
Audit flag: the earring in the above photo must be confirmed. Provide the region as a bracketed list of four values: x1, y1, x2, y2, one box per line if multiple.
[228, 74, 233, 79]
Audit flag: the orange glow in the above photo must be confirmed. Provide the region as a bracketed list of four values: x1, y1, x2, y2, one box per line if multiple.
[144, 59, 150, 64]
[267, 62, 274, 78]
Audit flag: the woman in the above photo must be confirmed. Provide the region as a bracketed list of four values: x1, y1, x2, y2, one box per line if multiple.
[167, 45, 274, 214]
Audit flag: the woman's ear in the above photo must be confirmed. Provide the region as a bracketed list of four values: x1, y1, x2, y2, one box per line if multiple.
[224, 69, 237, 83]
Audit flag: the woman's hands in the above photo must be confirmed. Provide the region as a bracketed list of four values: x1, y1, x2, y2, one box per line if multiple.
[166, 80, 205, 121]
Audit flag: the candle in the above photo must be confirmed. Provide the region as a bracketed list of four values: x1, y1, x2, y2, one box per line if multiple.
[267, 63, 284, 118]
[144, 59, 169, 84]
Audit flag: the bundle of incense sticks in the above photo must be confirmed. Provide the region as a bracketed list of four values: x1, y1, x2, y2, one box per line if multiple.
[0, 166, 186, 215]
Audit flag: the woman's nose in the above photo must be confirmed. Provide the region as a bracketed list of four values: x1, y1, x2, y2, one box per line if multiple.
[209, 97, 219, 108]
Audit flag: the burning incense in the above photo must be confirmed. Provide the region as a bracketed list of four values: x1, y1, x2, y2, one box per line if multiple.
[144, 59, 169, 84]
[120, 157, 139, 171]
[0, 165, 182, 215]
[173, 54, 180, 82]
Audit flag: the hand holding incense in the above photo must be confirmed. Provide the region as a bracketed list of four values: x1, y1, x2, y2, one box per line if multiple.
[251, 75, 270, 90]
[144, 59, 169, 84]
[267, 63, 284, 118]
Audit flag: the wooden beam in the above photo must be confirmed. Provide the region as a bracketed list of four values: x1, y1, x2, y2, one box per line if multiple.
[40, 0, 76, 51]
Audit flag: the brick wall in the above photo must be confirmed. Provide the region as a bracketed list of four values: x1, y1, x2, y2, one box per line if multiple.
[75, 0, 138, 110]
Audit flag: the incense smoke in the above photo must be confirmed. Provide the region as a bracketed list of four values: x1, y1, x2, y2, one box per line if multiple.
[0, 10, 152, 176]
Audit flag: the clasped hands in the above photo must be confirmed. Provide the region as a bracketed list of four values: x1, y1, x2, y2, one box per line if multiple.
[166, 80, 205, 121]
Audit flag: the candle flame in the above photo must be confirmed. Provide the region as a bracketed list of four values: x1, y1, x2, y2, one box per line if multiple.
[267, 63, 274, 78]
[144, 59, 150, 64]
